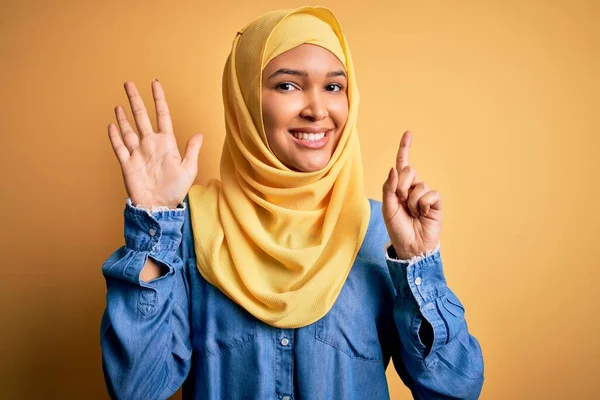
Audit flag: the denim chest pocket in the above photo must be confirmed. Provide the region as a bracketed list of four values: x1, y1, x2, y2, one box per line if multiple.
[188, 259, 257, 357]
[315, 266, 383, 363]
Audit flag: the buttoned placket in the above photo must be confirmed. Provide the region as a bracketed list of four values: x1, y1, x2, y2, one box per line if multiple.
[275, 328, 294, 400]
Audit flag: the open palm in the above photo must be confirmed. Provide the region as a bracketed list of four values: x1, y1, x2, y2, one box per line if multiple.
[108, 80, 204, 209]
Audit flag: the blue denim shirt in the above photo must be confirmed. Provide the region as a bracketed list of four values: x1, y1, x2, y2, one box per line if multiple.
[100, 197, 484, 400]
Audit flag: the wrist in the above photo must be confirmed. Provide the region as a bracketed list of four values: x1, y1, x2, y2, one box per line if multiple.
[389, 243, 417, 260]
[395, 250, 420, 260]
[130, 198, 182, 211]
[389, 241, 439, 260]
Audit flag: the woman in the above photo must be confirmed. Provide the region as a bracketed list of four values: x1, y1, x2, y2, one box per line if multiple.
[101, 6, 484, 399]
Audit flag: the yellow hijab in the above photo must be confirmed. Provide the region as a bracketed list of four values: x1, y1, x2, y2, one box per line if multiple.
[187, 6, 370, 328]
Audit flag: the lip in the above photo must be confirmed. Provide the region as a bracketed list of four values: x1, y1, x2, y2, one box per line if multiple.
[288, 129, 332, 149]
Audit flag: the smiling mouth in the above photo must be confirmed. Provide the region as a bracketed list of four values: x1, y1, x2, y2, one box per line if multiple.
[289, 131, 328, 141]
[288, 129, 332, 149]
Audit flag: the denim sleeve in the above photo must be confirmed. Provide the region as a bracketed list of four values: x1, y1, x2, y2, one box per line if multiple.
[100, 198, 192, 400]
[385, 244, 485, 399]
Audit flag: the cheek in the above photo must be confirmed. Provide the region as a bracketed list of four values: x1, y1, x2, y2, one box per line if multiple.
[261, 94, 278, 131]
[262, 94, 303, 130]
[262, 95, 292, 154]
[331, 100, 349, 128]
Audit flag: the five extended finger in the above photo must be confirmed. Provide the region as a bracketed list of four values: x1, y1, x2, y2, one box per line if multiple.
[114, 105, 139, 152]
[124, 81, 154, 137]
[182, 133, 204, 175]
[107, 123, 130, 164]
[152, 80, 174, 135]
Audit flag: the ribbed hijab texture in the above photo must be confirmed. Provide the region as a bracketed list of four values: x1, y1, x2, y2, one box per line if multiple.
[187, 6, 370, 328]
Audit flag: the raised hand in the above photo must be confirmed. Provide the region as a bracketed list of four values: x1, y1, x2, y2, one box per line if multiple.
[108, 80, 204, 209]
[382, 131, 442, 259]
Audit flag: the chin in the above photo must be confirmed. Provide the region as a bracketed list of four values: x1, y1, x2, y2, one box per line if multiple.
[293, 157, 331, 173]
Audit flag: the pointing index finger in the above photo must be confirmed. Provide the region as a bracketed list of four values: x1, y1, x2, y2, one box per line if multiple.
[396, 130, 412, 170]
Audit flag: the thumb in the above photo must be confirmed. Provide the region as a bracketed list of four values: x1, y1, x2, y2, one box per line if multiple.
[182, 133, 204, 174]
[382, 167, 399, 208]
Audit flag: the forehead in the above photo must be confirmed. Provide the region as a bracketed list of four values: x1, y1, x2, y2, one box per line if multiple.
[263, 43, 345, 73]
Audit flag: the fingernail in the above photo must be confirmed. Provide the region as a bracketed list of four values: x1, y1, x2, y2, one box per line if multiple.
[153, 78, 159, 82]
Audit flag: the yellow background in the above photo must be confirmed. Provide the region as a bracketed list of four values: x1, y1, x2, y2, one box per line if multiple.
[1, 0, 598, 398]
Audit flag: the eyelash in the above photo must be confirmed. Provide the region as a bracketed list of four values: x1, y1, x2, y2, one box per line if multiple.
[275, 82, 344, 92]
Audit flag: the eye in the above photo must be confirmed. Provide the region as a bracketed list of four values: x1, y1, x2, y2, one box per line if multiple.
[276, 82, 298, 92]
[325, 83, 344, 92]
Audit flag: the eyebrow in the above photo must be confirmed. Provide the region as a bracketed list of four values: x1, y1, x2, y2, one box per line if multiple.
[267, 68, 347, 79]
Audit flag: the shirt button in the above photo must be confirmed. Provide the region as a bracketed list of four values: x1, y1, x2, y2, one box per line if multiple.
[415, 277, 422, 286]
[282, 396, 291, 400]
[281, 338, 289, 346]
[148, 228, 157, 237]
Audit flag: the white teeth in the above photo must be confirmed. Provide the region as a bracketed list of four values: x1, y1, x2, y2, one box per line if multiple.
[291, 131, 326, 141]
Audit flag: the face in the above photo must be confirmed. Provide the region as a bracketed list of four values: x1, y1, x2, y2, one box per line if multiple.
[261, 43, 349, 172]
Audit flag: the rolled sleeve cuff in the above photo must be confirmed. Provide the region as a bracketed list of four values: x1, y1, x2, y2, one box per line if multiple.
[124, 198, 186, 252]
[385, 242, 447, 308]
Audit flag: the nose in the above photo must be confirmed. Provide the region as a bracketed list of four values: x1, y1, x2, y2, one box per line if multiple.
[300, 89, 328, 121]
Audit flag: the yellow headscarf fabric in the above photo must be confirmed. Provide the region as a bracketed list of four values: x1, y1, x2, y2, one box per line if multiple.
[187, 6, 370, 328]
